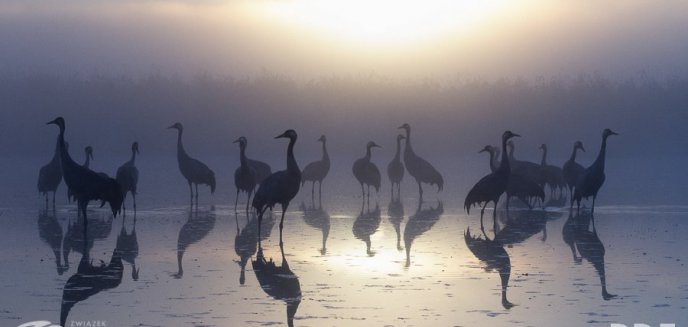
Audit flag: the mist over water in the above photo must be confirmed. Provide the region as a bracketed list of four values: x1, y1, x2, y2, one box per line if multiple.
[1, 73, 686, 206]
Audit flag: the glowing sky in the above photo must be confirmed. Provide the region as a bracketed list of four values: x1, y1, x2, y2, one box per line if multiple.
[1, 0, 687, 78]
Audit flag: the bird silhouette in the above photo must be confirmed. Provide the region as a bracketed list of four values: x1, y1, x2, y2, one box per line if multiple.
[252, 243, 301, 327]
[562, 141, 586, 197]
[388, 195, 405, 251]
[562, 212, 582, 264]
[116, 215, 140, 281]
[539, 144, 566, 200]
[403, 200, 443, 267]
[116, 142, 139, 214]
[38, 209, 68, 275]
[234, 212, 275, 285]
[68, 146, 94, 203]
[352, 141, 381, 200]
[571, 129, 618, 213]
[507, 140, 547, 188]
[479, 145, 544, 210]
[236, 136, 272, 184]
[464, 227, 514, 309]
[572, 212, 616, 300]
[252, 130, 301, 245]
[300, 200, 330, 255]
[234, 137, 258, 213]
[168, 122, 216, 206]
[465, 131, 520, 225]
[47, 117, 123, 223]
[37, 136, 63, 208]
[173, 208, 216, 278]
[352, 201, 381, 256]
[301, 135, 330, 201]
[62, 213, 114, 269]
[399, 124, 443, 199]
[387, 134, 406, 197]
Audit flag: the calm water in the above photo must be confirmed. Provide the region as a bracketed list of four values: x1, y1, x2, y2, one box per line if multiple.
[1, 175, 687, 327]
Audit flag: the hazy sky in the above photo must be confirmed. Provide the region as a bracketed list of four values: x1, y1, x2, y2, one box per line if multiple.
[1, 0, 687, 79]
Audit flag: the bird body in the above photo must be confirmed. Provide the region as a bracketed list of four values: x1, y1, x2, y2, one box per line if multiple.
[387, 134, 405, 196]
[168, 123, 215, 205]
[116, 142, 139, 213]
[539, 144, 566, 198]
[353, 141, 381, 198]
[301, 135, 330, 199]
[507, 141, 546, 188]
[562, 141, 585, 196]
[47, 117, 123, 220]
[572, 129, 617, 213]
[38, 137, 63, 207]
[252, 130, 301, 243]
[480, 145, 545, 209]
[399, 124, 443, 198]
[465, 131, 520, 221]
[234, 136, 258, 212]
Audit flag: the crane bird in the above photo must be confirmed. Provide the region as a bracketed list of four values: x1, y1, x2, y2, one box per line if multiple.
[398, 123, 443, 199]
[571, 129, 618, 214]
[168, 122, 216, 205]
[479, 145, 544, 209]
[300, 135, 330, 200]
[252, 129, 301, 244]
[235, 136, 272, 184]
[562, 141, 585, 196]
[46, 117, 123, 223]
[387, 134, 405, 197]
[539, 144, 566, 198]
[38, 136, 63, 208]
[464, 227, 514, 309]
[464, 131, 520, 224]
[116, 142, 139, 214]
[234, 136, 258, 212]
[507, 140, 546, 188]
[352, 141, 381, 199]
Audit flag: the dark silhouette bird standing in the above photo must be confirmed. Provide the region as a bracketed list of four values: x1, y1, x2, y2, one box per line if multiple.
[234, 136, 258, 212]
[116, 142, 139, 214]
[301, 135, 330, 200]
[465, 131, 520, 224]
[47, 117, 123, 222]
[352, 141, 381, 200]
[399, 123, 443, 199]
[387, 134, 405, 197]
[479, 145, 544, 210]
[539, 144, 566, 199]
[571, 129, 618, 214]
[168, 122, 216, 206]
[562, 141, 585, 197]
[38, 136, 63, 208]
[252, 130, 301, 245]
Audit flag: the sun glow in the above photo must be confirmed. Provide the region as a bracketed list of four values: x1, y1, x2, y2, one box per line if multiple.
[256, 0, 511, 46]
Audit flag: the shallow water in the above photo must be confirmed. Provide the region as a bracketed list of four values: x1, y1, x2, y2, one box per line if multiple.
[1, 179, 687, 327]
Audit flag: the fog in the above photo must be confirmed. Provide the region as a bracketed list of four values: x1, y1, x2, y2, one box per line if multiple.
[1, 73, 686, 205]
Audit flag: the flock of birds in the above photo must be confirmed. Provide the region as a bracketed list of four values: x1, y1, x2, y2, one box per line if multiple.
[38, 116, 617, 243]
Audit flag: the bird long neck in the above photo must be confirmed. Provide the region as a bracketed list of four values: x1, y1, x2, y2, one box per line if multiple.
[540, 147, 547, 165]
[83, 152, 91, 168]
[403, 129, 413, 154]
[176, 129, 188, 159]
[365, 146, 373, 161]
[499, 138, 510, 173]
[239, 143, 249, 168]
[51, 137, 61, 163]
[569, 145, 579, 162]
[594, 135, 609, 171]
[321, 140, 329, 163]
[287, 137, 299, 174]
[487, 149, 498, 173]
[508, 143, 515, 161]
[394, 138, 402, 161]
[57, 124, 76, 169]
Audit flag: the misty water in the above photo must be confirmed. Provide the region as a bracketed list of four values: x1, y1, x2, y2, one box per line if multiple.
[1, 155, 687, 326]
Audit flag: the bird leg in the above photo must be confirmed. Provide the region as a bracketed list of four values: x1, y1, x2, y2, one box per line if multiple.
[360, 183, 364, 199]
[52, 192, 56, 208]
[133, 193, 136, 212]
[417, 180, 423, 200]
[318, 180, 323, 200]
[591, 195, 596, 215]
[279, 203, 288, 246]
[245, 190, 252, 214]
[188, 181, 193, 206]
[311, 181, 315, 201]
[234, 189, 240, 212]
[492, 200, 499, 233]
[195, 184, 199, 205]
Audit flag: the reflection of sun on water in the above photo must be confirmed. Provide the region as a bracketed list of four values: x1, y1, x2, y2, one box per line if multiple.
[255, 0, 511, 46]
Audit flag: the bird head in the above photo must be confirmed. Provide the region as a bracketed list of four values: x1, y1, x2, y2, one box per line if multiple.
[167, 122, 183, 131]
[397, 134, 406, 141]
[502, 131, 520, 142]
[275, 129, 298, 140]
[398, 123, 410, 131]
[366, 141, 381, 149]
[575, 141, 585, 152]
[317, 135, 326, 143]
[85, 146, 94, 160]
[603, 128, 618, 138]
[233, 136, 247, 147]
[132, 142, 139, 154]
[539, 144, 547, 151]
[479, 145, 493, 154]
[46, 117, 65, 130]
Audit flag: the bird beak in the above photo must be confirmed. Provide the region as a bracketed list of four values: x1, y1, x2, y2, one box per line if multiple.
[374, 144, 381, 148]
[479, 149, 487, 153]
[167, 124, 175, 129]
[512, 133, 521, 138]
[275, 132, 286, 139]
[232, 138, 240, 144]
[580, 145, 586, 152]
[46, 119, 57, 125]
[611, 131, 619, 136]
[397, 125, 404, 129]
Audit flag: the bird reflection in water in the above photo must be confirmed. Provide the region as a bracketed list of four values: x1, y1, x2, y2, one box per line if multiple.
[234, 211, 275, 285]
[173, 208, 216, 278]
[300, 199, 330, 255]
[60, 218, 124, 326]
[117, 214, 140, 281]
[252, 243, 301, 327]
[570, 212, 616, 300]
[403, 200, 443, 267]
[38, 209, 68, 275]
[387, 195, 404, 251]
[353, 201, 381, 256]
[62, 212, 114, 270]
[465, 226, 514, 309]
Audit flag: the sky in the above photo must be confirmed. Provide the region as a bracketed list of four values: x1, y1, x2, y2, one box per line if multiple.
[1, 0, 687, 79]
